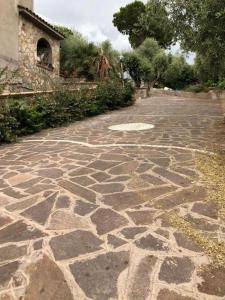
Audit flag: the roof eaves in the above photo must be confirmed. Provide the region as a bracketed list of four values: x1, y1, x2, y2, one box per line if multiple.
[18, 5, 65, 40]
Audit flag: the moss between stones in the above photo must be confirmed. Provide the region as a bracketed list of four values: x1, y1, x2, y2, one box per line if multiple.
[195, 152, 225, 221]
[166, 211, 225, 268]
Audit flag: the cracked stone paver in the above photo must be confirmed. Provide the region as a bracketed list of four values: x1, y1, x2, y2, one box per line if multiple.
[0, 95, 224, 299]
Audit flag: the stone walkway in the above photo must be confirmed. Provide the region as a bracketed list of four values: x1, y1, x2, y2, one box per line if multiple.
[0, 96, 224, 300]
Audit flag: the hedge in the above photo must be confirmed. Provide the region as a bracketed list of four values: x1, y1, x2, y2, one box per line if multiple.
[0, 80, 135, 143]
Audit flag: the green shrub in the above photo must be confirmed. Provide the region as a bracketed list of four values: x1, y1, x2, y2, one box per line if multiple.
[0, 80, 134, 144]
[185, 84, 210, 93]
[0, 100, 18, 142]
[10, 101, 43, 135]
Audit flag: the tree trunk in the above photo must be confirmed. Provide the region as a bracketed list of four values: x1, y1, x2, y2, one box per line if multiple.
[147, 81, 156, 97]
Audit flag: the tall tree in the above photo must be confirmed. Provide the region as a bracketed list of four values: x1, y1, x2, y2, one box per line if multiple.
[113, 0, 174, 48]
[113, 1, 146, 48]
[123, 38, 168, 95]
[168, 0, 225, 81]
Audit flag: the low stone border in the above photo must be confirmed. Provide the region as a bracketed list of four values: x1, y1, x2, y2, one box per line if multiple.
[136, 87, 225, 101]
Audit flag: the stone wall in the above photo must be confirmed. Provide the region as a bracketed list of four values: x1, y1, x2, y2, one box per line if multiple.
[18, 16, 61, 90]
[0, 0, 20, 67]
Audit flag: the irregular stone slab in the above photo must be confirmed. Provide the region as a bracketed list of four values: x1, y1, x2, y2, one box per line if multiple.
[91, 208, 128, 235]
[128, 256, 157, 300]
[6, 195, 40, 212]
[174, 232, 203, 252]
[153, 167, 192, 187]
[159, 257, 195, 284]
[21, 193, 57, 225]
[0, 221, 45, 244]
[69, 167, 94, 177]
[0, 216, 12, 228]
[135, 234, 169, 251]
[140, 174, 165, 185]
[7, 173, 35, 186]
[154, 186, 207, 209]
[157, 289, 196, 300]
[155, 229, 169, 239]
[103, 186, 176, 211]
[24, 255, 73, 300]
[107, 234, 127, 248]
[48, 210, 90, 230]
[151, 158, 170, 167]
[0, 194, 14, 206]
[26, 184, 56, 195]
[90, 183, 124, 194]
[0, 261, 19, 288]
[100, 153, 131, 161]
[192, 201, 218, 219]
[120, 227, 147, 239]
[0, 245, 27, 262]
[59, 180, 96, 203]
[2, 188, 25, 199]
[136, 163, 153, 173]
[37, 168, 63, 179]
[88, 160, 119, 171]
[197, 265, 225, 297]
[74, 200, 98, 216]
[185, 214, 219, 232]
[15, 178, 41, 189]
[91, 172, 110, 183]
[172, 167, 197, 178]
[109, 161, 139, 175]
[106, 176, 130, 183]
[55, 195, 70, 209]
[71, 176, 96, 187]
[50, 230, 103, 260]
[70, 251, 129, 300]
[127, 210, 154, 225]
[127, 176, 149, 189]
[33, 239, 43, 250]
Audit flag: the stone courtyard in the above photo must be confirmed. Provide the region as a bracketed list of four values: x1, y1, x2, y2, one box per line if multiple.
[0, 95, 224, 300]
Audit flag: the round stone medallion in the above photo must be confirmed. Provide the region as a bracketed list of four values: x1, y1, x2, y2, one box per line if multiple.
[109, 123, 155, 132]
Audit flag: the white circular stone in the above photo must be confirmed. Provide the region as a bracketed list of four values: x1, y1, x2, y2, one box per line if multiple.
[109, 123, 155, 132]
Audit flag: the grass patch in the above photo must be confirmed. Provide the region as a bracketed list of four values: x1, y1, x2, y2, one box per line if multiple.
[167, 211, 225, 268]
[195, 152, 225, 221]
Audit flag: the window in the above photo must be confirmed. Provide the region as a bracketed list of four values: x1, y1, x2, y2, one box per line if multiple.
[37, 38, 53, 69]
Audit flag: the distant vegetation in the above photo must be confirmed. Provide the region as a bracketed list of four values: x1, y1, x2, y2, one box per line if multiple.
[113, 0, 225, 91]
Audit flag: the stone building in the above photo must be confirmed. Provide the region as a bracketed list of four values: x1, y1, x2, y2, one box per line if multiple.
[0, 0, 64, 91]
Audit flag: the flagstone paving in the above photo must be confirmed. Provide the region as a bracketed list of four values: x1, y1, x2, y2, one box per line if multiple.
[0, 95, 224, 299]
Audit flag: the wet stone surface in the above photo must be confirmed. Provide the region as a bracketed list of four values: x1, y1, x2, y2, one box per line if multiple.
[0, 95, 224, 299]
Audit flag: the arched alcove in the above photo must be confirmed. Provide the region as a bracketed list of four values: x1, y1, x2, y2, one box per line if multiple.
[37, 38, 53, 69]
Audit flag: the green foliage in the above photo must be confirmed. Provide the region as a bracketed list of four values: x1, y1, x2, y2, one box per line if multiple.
[122, 52, 142, 87]
[0, 100, 18, 143]
[60, 32, 98, 80]
[113, 1, 146, 48]
[163, 55, 196, 90]
[54, 25, 74, 38]
[113, 0, 174, 48]
[167, 0, 225, 82]
[0, 82, 134, 144]
[10, 101, 43, 135]
[137, 0, 174, 48]
[124, 38, 168, 89]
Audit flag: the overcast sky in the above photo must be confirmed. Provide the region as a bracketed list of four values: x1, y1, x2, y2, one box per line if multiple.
[34, 0, 193, 62]
[34, 0, 139, 51]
